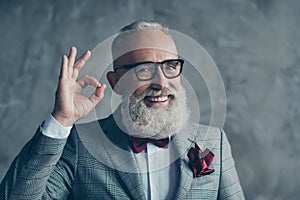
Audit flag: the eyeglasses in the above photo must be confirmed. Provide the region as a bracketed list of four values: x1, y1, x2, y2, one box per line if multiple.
[114, 59, 184, 81]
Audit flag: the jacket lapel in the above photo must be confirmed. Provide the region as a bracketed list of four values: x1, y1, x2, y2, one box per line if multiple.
[107, 147, 146, 200]
[171, 125, 197, 199]
[75, 109, 146, 199]
[99, 113, 147, 200]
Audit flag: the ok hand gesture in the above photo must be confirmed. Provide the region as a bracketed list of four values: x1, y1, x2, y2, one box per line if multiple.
[52, 47, 106, 127]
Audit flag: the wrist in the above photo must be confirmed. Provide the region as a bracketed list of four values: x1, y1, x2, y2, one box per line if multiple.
[41, 114, 72, 139]
[51, 112, 75, 127]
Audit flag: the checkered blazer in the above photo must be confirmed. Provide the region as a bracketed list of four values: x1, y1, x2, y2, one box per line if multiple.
[0, 112, 244, 199]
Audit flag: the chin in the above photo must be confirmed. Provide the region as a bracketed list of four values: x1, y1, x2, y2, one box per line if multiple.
[120, 86, 189, 139]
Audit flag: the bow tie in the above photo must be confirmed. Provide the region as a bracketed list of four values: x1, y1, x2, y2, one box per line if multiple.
[130, 136, 170, 153]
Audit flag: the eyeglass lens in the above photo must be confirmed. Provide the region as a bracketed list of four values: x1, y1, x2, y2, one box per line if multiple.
[135, 60, 182, 80]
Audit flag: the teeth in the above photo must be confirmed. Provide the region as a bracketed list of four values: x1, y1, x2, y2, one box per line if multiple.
[147, 95, 168, 102]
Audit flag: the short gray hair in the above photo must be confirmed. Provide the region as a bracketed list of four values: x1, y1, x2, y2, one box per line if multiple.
[111, 20, 170, 68]
[119, 19, 169, 34]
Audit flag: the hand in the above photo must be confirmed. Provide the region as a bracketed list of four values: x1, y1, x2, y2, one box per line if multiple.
[52, 46, 106, 127]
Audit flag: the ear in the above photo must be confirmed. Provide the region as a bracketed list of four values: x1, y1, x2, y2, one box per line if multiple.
[107, 71, 122, 95]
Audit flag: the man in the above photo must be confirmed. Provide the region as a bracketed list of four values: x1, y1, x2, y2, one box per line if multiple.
[0, 20, 244, 199]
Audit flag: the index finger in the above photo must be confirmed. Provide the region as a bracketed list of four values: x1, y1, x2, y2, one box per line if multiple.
[77, 74, 101, 89]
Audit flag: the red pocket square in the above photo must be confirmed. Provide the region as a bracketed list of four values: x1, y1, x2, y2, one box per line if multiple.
[187, 143, 215, 178]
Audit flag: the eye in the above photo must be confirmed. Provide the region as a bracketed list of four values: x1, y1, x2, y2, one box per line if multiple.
[165, 63, 179, 71]
[166, 65, 176, 70]
[136, 65, 153, 74]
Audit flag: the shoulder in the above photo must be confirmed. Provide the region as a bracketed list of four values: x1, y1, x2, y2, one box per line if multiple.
[185, 121, 222, 142]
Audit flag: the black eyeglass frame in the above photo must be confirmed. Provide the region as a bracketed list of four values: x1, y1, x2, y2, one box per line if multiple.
[114, 59, 184, 81]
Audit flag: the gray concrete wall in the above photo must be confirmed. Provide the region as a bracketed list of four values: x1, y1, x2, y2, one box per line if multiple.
[1, 0, 299, 199]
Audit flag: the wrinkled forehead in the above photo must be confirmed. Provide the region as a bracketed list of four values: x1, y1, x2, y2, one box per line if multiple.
[112, 29, 178, 67]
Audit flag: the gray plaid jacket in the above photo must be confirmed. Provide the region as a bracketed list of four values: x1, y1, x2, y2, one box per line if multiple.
[0, 113, 244, 200]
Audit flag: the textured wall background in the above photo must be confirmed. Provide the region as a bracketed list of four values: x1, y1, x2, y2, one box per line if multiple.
[1, 0, 299, 199]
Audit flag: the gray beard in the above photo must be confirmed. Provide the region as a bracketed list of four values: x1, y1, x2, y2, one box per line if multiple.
[120, 86, 190, 139]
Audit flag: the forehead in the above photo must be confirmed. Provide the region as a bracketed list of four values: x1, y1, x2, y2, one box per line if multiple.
[115, 49, 178, 66]
[113, 29, 178, 66]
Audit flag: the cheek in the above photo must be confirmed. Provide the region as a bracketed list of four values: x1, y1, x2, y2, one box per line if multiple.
[170, 77, 181, 91]
[121, 78, 150, 96]
[117, 70, 141, 95]
[131, 83, 151, 96]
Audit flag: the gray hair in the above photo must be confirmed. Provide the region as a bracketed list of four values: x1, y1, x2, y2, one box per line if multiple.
[111, 20, 170, 68]
[119, 19, 169, 34]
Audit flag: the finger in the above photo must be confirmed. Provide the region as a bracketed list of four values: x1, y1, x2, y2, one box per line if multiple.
[89, 84, 106, 106]
[77, 74, 100, 89]
[72, 50, 91, 79]
[68, 46, 77, 77]
[59, 55, 68, 79]
[94, 83, 106, 99]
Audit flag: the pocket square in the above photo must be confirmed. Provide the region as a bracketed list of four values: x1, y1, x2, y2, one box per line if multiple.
[187, 142, 215, 178]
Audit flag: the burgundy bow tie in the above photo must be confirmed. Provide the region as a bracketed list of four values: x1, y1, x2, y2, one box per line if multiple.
[130, 136, 170, 153]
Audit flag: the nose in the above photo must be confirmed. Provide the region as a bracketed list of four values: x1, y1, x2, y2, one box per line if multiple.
[150, 66, 168, 90]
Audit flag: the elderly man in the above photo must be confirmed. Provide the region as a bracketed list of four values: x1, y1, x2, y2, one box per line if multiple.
[0, 20, 244, 199]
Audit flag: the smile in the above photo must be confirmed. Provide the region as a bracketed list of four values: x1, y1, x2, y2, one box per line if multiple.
[144, 95, 173, 108]
[146, 95, 169, 102]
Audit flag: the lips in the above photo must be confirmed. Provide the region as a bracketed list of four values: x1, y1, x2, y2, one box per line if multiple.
[146, 95, 169, 102]
[144, 94, 173, 108]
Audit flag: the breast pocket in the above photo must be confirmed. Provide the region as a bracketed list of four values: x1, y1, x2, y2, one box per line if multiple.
[191, 174, 219, 190]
